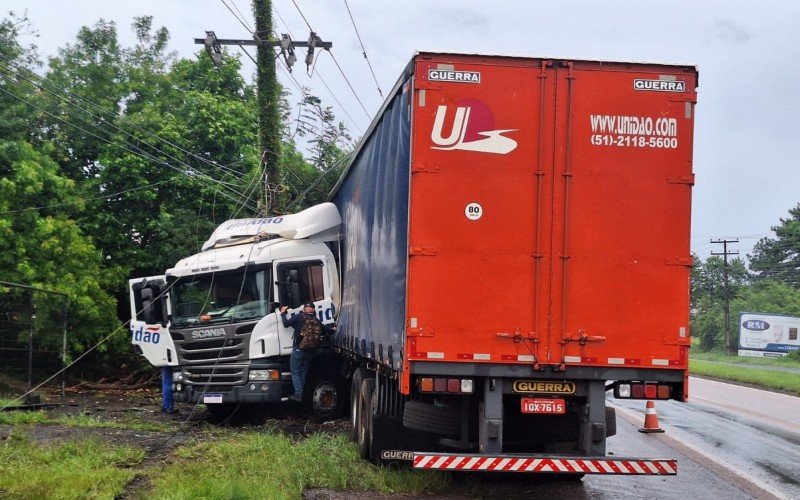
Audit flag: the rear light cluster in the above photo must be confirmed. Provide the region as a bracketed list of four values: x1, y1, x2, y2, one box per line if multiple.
[614, 381, 671, 400]
[418, 377, 474, 394]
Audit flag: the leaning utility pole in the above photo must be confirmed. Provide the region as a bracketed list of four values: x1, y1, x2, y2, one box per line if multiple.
[195, 2, 332, 215]
[711, 238, 739, 355]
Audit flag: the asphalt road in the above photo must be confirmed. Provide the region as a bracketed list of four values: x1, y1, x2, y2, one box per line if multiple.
[612, 377, 800, 499]
[447, 377, 799, 499]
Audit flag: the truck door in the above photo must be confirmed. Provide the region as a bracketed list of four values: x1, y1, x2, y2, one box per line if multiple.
[272, 258, 336, 353]
[129, 276, 177, 366]
[547, 61, 696, 367]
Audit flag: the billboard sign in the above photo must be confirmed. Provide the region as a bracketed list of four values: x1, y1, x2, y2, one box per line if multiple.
[738, 312, 800, 357]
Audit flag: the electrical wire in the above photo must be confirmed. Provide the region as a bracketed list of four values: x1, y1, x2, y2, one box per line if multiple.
[342, 0, 383, 98]
[0, 179, 176, 215]
[0, 81, 260, 214]
[0, 56, 248, 179]
[220, 0, 253, 33]
[286, 0, 371, 119]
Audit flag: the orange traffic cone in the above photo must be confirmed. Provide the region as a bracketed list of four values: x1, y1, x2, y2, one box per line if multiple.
[638, 400, 665, 433]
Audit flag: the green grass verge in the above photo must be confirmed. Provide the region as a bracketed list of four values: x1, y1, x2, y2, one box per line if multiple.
[691, 351, 800, 367]
[148, 431, 450, 498]
[690, 359, 800, 395]
[0, 410, 172, 431]
[0, 433, 145, 499]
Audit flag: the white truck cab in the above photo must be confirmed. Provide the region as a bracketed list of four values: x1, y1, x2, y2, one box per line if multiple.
[129, 203, 346, 419]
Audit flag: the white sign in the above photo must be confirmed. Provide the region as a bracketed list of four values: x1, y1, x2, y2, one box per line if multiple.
[465, 202, 483, 221]
[739, 312, 800, 358]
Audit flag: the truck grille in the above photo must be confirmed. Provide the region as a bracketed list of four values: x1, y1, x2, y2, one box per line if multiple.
[171, 323, 255, 364]
[183, 364, 247, 386]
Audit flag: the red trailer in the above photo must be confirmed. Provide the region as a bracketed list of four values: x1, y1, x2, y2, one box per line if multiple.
[332, 52, 696, 475]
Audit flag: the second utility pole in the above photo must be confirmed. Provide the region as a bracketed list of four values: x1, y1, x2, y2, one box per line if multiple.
[711, 238, 739, 355]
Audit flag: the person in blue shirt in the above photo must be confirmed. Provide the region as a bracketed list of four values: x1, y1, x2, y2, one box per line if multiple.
[161, 365, 175, 413]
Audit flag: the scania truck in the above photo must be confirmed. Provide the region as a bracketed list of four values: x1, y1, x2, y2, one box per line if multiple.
[131, 52, 697, 476]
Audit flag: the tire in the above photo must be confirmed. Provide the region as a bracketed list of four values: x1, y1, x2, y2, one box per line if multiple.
[349, 368, 365, 441]
[303, 369, 347, 421]
[357, 377, 375, 460]
[606, 406, 617, 437]
[402, 400, 460, 438]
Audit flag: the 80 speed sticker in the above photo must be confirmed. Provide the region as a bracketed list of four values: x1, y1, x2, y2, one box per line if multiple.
[465, 202, 483, 220]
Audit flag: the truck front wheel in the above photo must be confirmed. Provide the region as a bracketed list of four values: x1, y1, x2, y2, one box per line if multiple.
[304, 370, 346, 421]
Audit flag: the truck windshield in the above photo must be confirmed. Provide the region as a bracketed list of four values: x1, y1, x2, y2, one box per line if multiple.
[169, 268, 271, 328]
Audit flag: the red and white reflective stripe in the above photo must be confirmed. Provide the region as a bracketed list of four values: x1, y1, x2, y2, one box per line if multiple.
[412, 454, 677, 475]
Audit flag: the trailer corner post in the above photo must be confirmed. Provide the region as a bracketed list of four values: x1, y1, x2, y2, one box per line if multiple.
[479, 377, 504, 453]
[581, 380, 608, 456]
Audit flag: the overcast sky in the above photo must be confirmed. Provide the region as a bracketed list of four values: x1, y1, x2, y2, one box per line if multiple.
[5, 1, 800, 259]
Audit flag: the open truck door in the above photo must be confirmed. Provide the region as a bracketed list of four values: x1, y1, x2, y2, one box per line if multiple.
[129, 275, 177, 366]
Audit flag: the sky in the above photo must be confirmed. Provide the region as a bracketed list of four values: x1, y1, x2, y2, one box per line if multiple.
[4, 0, 800, 260]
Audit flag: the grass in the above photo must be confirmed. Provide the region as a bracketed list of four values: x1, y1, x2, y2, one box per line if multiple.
[690, 359, 800, 395]
[0, 432, 145, 499]
[147, 430, 451, 499]
[691, 350, 800, 367]
[0, 410, 172, 431]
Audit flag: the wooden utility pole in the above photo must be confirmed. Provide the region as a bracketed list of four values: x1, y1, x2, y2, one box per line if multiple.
[195, 4, 331, 215]
[711, 238, 739, 355]
[253, 0, 281, 214]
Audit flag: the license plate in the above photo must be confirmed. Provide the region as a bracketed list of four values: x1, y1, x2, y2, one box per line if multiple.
[203, 394, 223, 404]
[521, 398, 565, 414]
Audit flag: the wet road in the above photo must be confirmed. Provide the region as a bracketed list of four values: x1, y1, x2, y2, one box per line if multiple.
[446, 377, 799, 499]
[613, 377, 800, 499]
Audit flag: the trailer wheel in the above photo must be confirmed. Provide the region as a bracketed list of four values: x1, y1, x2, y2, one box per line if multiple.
[402, 400, 460, 437]
[357, 377, 375, 460]
[304, 370, 346, 421]
[349, 368, 365, 441]
[606, 406, 616, 437]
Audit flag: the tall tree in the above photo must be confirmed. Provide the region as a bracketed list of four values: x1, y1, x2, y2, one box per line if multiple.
[690, 254, 749, 350]
[749, 203, 800, 287]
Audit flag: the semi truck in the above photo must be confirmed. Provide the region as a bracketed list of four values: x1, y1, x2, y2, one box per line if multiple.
[131, 52, 697, 475]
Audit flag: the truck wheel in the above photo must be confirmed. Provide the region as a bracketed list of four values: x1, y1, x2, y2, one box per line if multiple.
[402, 400, 460, 438]
[304, 370, 346, 421]
[606, 406, 617, 437]
[357, 377, 375, 460]
[349, 368, 365, 441]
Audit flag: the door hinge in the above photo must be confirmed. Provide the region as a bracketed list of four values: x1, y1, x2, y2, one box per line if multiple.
[411, 162, 440, 174]
[669, 92, 698, 103]
[415, 80, 442, 91]
[667, 174, 695, 185]
[409, 245, 437, 256]
[664, 257, 693, 267]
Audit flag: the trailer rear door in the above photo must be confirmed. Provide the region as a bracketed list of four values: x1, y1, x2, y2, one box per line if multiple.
[405, 55, 695, 374]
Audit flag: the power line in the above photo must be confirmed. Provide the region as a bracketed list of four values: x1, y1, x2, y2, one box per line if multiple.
[0, 85, 260, 214]
[0, 60, 258, 208]
[342, 0, 383, 98]
[286, 0, 371, 119]
[220, 0, 253, 33]
[0, 179, 176, 215]
[0, 56, 248, 179]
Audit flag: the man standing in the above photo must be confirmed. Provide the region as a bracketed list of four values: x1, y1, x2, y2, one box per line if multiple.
[280, 303, 335, 402]
[161, 365, 175, 414]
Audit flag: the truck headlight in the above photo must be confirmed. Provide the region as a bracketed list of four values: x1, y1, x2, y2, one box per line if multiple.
[172, 371, 183, 382]
[249, 369, 280, 381]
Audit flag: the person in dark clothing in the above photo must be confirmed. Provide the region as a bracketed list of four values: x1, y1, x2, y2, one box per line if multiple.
[280, 302, 335, 402]
[161, 365, 175, 413]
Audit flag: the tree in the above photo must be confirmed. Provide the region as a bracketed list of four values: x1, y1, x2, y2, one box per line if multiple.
[690, 254, 749, 350]
[749, 204, 800, 287]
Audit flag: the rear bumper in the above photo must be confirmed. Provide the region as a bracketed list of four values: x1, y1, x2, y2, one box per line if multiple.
[412, 453, 676, 475]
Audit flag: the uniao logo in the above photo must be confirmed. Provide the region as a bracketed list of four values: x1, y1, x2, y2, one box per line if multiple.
[742, 320, 770, 331]
[430, 99, 518, 155]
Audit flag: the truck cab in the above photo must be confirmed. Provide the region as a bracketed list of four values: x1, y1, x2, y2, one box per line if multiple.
[129, 203, 346, 419]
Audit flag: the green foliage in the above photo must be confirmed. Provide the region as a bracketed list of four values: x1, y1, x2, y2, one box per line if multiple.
[690, 254, 749, 350]
[0, 433, 145, 498]
[0, 140, 121, 358]
[0, 12, 354, 375]
[749, 203, 800, 287]
[148, 431, 449, 498]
